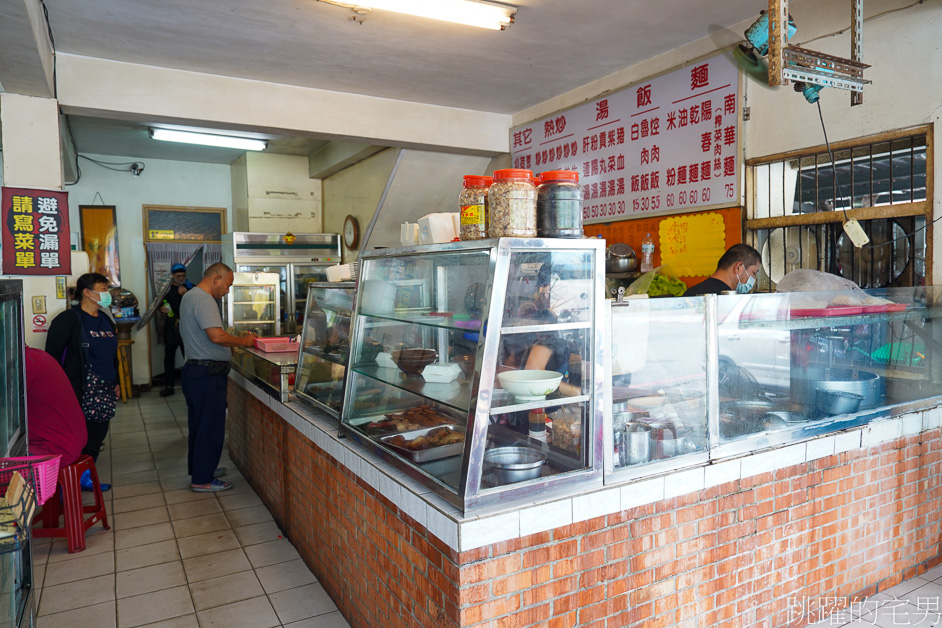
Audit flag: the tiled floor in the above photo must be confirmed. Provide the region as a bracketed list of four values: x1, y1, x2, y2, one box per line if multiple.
[803, 569, 942, 627]
[31, 390, 350, 628]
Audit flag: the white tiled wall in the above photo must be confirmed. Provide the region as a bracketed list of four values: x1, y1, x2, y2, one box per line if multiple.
[234, 375, 941, 555]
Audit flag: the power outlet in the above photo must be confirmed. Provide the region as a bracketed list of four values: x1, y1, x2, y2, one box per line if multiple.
[32, 296, 46, 314]
[843, 219, 870, 248]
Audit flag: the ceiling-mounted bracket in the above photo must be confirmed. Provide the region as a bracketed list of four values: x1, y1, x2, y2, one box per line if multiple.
[767, 0, 871, 106]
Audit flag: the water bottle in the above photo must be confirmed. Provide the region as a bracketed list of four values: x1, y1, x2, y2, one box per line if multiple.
[640, 233, 655, 272]
[163, 300, 174, 318]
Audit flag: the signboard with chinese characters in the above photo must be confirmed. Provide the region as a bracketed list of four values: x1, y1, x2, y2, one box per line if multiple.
[510, 54, 740, 225]
[1, 187, 71, 276]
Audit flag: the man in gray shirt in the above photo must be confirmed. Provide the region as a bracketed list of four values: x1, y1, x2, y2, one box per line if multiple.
[180, 263, 256, 492]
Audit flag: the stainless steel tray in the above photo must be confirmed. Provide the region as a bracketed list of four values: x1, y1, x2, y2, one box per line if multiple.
[379, 425, 466, 463]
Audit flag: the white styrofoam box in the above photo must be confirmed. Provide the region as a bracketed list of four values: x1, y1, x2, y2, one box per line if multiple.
[621, 476, 665, 510]
[400, 223, 419, 246]
[519, 499, 573, 537]
[418, 213, 457, 244]
[325, 264, 353, 283]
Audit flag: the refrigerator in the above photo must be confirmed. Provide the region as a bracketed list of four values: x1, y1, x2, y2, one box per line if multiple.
[221, 232, 341, 335]
[224, 272, 282, 338]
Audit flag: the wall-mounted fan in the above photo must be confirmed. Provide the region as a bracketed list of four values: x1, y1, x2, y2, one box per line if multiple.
[761, 227, 818, 285]
[837, 220, 909, 288]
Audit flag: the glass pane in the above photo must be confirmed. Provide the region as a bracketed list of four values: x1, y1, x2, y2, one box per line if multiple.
[293, 265, 330, 328]
[501, 250, 594, 327]
[715, 289, 935, 444]
[237, 265, 288, 326]
[610, 297, 708, 468]
[296, 285, 354, 416]
[342, 249, 492, 492]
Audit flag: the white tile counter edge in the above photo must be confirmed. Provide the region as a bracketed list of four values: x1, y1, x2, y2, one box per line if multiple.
[230, 374, 940, 554]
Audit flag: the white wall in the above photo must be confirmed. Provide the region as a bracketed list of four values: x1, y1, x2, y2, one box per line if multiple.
[65, 153, 233, 384]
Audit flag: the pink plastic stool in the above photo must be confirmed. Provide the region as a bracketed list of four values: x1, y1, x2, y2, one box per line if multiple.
[33, 455, 110, 553]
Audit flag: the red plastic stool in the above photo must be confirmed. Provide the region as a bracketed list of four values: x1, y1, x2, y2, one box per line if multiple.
[33, 455, 110, 553]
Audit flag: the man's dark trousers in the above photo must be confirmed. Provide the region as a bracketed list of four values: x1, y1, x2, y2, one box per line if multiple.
[181, 362, 228, 485]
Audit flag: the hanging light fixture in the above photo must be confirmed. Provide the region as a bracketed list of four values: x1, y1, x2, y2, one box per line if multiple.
[149, 128, 268, 151]
[321, 0, 516, 30]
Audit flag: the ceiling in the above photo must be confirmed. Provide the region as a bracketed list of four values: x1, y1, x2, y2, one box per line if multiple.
[39, 0, 765, 164]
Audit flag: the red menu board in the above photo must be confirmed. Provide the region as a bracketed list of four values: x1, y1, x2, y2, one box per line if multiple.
[511, 54, 740, 225]
[1, 187, 71, 276]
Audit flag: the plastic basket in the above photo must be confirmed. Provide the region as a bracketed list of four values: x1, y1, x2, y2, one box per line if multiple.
[0, 461, 40, 553]
[0, 456, 60, 506]
[870, 342, 925, 365]
[254, 337, 300, 353]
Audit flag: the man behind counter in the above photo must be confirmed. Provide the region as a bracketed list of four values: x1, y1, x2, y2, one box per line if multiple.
[684, 243, 761, 297]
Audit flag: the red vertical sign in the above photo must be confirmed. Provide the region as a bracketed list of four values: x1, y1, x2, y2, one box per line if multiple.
[1, 187, 71, 276]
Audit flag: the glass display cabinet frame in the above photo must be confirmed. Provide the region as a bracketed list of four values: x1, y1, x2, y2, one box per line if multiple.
[0, 279, 34, 628]
[295, 282, 356, 418]
[605, 287, 942, 479]
[340, 238, 606, 511]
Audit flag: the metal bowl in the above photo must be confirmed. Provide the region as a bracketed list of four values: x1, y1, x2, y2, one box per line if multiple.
[606, 243, 637, 274]
[484, 447, 547, 484]
[815, 389, 864, 416]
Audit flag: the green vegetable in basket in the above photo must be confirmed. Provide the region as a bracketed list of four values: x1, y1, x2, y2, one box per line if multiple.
[647, 274, 688, 297]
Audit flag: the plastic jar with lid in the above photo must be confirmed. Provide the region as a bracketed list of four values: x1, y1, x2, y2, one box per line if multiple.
[537, 170, 584, 238]
[488, 168, 537, 238]
[458, 175, 492, 241]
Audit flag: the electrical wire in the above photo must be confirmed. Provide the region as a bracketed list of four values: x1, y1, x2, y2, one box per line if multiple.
[815, 100, 939, 250]
[794, 0, 926, 49]
[77, 155, 142, 170]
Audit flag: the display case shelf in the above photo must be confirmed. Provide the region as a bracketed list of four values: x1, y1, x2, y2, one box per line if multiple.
[349, 365, 473, 413]
[301, 346, 348, 368]
[358, 312, 482, 333]
[731, 307, 931, 331]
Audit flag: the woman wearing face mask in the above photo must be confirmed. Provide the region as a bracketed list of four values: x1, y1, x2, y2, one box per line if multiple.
[684, 243, 762, 297]
[45, 273, 120, 489]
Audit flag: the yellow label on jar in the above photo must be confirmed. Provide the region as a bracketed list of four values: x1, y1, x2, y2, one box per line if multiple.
[460, 204, 484, 225]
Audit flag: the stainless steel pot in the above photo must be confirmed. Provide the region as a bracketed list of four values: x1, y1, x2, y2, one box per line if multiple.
[815, 389, 864, 416]
[791, 368, 885, 410]
[484, 447, 547, 484]
[606, 243, 637, 273]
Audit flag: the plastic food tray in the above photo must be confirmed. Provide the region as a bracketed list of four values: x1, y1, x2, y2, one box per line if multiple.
[379, 426, 466, 463]
[255, 337, 300, 353]
[860, 303, 908, 314]
[790, 306, 865, 318]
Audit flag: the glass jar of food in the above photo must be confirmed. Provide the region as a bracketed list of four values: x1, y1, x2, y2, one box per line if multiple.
[488, 169, 537, 238]
[537, 170, 583, 238]
[458, 175, 492, 241]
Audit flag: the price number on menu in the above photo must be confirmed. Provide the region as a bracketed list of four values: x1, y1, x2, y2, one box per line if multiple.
[665, 187, 715, 209]
[583, 200, 627, 220]
[632, 195, 662, 212]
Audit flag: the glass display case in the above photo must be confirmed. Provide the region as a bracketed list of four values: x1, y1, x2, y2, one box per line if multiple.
[295, 282, 355, 418]
[341, 238, 605, 511]
[0, 280, 33, 628]
[606, 287, 942, 476]
[230, 347, 297, 404]
[224, 272, 282, 337]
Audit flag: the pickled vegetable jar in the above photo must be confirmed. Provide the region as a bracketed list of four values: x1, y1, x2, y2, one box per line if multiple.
[458, 175, 492, 241]
[488, 169, 536, 238]
[537, 170, 583, 238]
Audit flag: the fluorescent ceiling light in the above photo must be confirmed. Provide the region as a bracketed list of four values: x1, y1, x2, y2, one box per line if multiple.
[356, 0, 516, 30]
[149, 128, 267, 151]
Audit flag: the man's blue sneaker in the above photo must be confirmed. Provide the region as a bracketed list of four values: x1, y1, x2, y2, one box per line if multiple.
[80, 469, 111, 492]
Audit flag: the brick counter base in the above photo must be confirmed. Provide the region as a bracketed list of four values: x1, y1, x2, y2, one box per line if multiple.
[227, 382, 942, 628]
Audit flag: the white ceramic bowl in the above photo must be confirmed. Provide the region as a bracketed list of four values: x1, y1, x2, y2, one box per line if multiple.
[497, 370, 563, 401]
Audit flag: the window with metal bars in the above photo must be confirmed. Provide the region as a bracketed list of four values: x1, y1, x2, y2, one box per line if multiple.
[745, 129, 931, 291]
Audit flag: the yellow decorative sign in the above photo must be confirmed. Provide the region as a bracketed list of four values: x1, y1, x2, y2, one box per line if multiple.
[149, 230, 174, 240]
[658, 213, 727, 277]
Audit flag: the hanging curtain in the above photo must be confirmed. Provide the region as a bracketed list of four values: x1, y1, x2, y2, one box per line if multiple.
[202, 243, 222, 266]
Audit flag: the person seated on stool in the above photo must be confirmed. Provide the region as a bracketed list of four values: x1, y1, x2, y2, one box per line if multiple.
[24, 347, 95, 483]
[684, 243, 761, 296]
